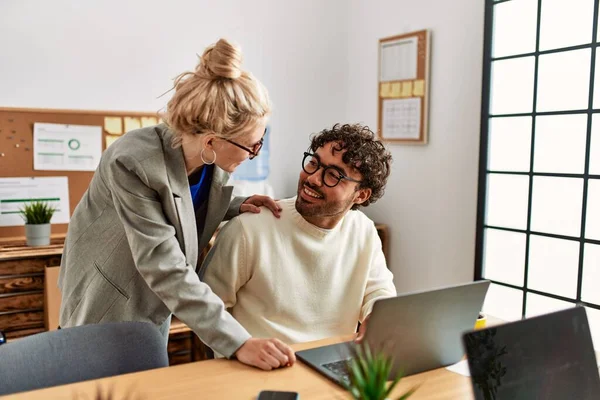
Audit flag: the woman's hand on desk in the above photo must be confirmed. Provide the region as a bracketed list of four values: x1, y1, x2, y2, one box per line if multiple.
[235, 338, 296, 371]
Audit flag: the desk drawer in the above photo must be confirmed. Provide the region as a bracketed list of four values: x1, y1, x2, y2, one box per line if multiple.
[168, 331, 193, 366]
[0, 310, 44, 332]
[0, 293, 44, 313]
[0, 274, 44, 294]
[169, 351, 193, 366]
[168, 334, 192, 354]
[0, 256, 52, 338]
[0, 256, 60, 275]
[5, 327, 45, 340]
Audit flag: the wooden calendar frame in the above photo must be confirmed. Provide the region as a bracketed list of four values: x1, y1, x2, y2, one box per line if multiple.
[377, 30, 431, 144]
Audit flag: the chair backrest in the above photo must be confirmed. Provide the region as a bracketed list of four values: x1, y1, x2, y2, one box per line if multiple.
[0, 321, 169, 396]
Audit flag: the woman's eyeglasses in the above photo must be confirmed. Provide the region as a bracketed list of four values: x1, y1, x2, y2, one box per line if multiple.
[302, 152, 362, 188]
[224, 128, 266, 160]
[224, 137, 263, 160]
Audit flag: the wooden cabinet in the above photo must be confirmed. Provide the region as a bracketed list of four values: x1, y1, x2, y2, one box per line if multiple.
[0, 237, 62, 340]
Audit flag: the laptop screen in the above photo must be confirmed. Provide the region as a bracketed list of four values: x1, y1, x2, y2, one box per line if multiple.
[462, 307, 600, 400]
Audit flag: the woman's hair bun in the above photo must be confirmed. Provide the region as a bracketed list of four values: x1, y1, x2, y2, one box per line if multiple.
[199, 38, 243, 80]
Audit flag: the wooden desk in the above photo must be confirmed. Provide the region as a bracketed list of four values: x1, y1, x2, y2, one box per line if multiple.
[3, 318, 598, 399]
[0, 336, 475, 400]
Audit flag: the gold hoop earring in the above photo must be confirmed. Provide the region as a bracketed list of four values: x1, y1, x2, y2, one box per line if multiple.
[200, 148, 216, 165]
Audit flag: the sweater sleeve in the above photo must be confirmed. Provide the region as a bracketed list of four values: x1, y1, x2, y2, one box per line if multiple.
[200, 217, 250, 309]
[360, 225, 397, 321]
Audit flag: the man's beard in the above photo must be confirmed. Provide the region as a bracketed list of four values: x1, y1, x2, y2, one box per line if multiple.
[295, 181, 354, 219]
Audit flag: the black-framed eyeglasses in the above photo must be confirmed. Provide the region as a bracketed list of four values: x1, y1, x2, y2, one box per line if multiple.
[224, 129, 265, 160]
[302, 152, 362, 188]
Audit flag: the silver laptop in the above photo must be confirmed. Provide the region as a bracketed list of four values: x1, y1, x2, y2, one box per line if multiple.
[296, 280, 490, 386]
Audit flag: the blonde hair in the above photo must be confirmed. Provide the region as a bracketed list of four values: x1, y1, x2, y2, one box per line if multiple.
[165, 39, 271, 147]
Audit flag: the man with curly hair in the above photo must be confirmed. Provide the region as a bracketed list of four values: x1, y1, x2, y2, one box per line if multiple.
[201, 124, 396, 346]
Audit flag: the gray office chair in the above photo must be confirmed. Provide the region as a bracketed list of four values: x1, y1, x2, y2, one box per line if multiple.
[0, 321, 169, 396]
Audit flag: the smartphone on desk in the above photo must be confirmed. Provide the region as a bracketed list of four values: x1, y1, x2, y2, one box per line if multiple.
[257, 390, 299, 400]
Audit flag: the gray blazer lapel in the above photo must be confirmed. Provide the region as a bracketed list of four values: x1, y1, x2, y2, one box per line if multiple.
[198, 167, 233, 253]
[159, 125, 198, 268]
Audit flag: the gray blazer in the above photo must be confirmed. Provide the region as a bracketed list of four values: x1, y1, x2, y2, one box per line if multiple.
[58, 124, 251, 357]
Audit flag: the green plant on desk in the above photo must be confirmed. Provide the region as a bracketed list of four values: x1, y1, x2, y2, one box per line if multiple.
[20, 201, 55, 224]
[20, 201, 56, 246]
[343, 344, 418, 400]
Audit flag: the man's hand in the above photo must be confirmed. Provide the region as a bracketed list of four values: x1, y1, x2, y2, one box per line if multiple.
[355, 314, 371, 343]
[240, 195, 282, 218]
[235, 338, 296, 370]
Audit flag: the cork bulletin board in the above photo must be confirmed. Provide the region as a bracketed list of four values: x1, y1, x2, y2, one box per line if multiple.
[377, 30, 431, 144]
[0, 107, 160, 238]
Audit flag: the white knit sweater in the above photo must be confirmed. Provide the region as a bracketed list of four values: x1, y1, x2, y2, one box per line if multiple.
[202, 197, 396, 344]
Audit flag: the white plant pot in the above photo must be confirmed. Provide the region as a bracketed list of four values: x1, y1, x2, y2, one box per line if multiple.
[25, 223, 51, 246]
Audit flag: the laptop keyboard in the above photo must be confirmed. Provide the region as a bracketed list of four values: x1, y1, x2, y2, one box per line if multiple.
[322, 359, 353, 383]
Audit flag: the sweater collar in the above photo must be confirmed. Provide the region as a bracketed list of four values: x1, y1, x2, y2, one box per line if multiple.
[286, 197, 345, 239]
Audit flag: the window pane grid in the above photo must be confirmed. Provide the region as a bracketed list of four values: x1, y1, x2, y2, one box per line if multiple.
[576, 46, 598, 304]
[486, 171, 600, 179]
[483, 224, 600, 246]
[492, 42, 600, 62]
[488, 279, 600, 313]
[518, 0, 543, 316]
[477, 0, 600, 321]
[489, 109, 600, 118]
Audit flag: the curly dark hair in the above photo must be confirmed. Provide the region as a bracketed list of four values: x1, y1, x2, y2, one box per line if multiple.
[309, 123, 392, 210]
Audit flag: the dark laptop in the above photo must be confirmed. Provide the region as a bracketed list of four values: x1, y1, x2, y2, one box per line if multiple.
[462, 307, 600, 400]
[296, 280, 490, 387]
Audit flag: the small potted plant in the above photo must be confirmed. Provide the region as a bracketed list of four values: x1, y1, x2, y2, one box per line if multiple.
[343, 344, 419, 400]
[20, 201, 55, 246]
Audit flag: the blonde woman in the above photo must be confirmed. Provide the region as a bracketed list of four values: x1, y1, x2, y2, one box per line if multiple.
[58, 39, 295, 370]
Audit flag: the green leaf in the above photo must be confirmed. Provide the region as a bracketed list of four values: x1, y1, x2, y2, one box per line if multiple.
[384, 366, 402, 397]
[19, 201, 55, 225]
[349, 358, 367, 392]
[344, 343, 419, 400]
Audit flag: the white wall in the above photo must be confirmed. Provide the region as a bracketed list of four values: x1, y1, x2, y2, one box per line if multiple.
[0, 0, 348, 197]
[346, 0, 485, 292]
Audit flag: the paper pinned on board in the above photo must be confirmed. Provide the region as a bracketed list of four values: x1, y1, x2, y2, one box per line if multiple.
[105, 135, 120, 149]
[0, 177, 70, 227]
[124, 117, 142, 132]
[381, 98, 421, 140]
[104, 117, 123, 135]
[141, 117, 158, 128]
[413, 79, 425, 96]
[401, 81, 413, 97]
[33, 123, 102, 171]
[390, 82, 401, 97]
[379, 82, 391, 98]
[380, 37, 418, 82]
